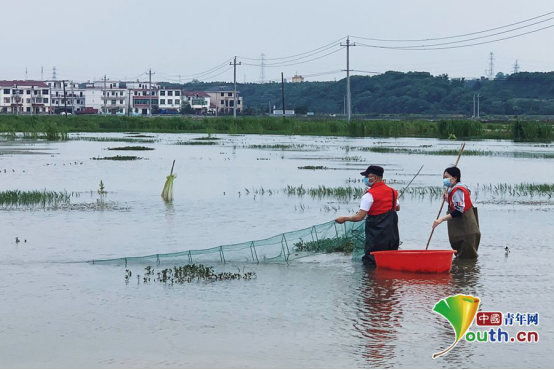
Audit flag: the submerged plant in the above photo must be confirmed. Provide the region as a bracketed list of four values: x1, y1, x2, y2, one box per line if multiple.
[91, 155, 143, 161]
[294, 236, 355, 254]
[125, 264, 256, 284]
[106, 146, 155, 151]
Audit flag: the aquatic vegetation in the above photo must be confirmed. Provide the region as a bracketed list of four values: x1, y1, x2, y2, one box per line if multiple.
[127, 134, 155, 138]
[98, 180, 106, 195]
[402, 183, 554, 199]
[512, 120, 553, 142]
[298, 166, 328, 170]
[91, 155, 143, 161]
[47, 200, 130, 212]
[70, 137, 156, 143]
[174, 141, 217, 145]
[248, 144, 306, 150]
[0, 190, 73, 208]
[358, 146, 554, 159]
[294, 236, 355, 254]
[106, 146, 155, 151]
[193, 136, 220, 141]
[285, 185, 365, 201]
[125, 264, 256, 284]
[437, 120, 483, 139]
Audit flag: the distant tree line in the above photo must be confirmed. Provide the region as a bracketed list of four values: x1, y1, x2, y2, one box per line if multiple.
[167, 71, 554, 116]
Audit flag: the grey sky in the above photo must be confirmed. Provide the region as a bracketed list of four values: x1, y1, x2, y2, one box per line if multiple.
[2, 0, 554, 83]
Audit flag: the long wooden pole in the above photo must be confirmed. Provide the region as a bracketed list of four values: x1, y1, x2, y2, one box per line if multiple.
[425, 142, 466, 250]
[170, 159, 175, 175]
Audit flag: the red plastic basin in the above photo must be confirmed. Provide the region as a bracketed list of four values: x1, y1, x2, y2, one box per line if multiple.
[370, 250, 456, 273]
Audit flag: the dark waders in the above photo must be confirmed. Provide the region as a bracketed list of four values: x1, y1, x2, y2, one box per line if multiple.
[362, 189, 400, 267]
[447, 207, 481, 259]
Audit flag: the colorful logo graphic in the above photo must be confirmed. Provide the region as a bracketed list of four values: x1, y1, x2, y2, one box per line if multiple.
[432, 294, 480, 359]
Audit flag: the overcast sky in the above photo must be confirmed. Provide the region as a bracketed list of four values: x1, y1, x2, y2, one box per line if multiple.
[2, 0, 554, 83]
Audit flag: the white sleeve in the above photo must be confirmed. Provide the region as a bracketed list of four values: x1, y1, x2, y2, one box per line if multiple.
[360, 193, 374, 212]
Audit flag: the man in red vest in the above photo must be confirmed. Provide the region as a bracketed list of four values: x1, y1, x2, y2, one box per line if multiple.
[335, 165, 400, 266]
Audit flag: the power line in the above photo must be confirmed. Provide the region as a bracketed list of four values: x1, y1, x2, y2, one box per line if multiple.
[244, 43, 342, 67]
[356, 23, 554, 51]
[350, 10, 554, 42]
[242, 47, 345, 68]
[237, 37, 345, 61]
[155, 58, 234, 79]
[355, 16, 554, 50]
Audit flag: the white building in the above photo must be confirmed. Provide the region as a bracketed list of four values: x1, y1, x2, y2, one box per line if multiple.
[158, 86, 182, 112]
[0, 81, 51, 114]
[81, 80, 135, 115]
[182, 91, 210, 114]
[46, 80, 86, 114]
[127, 81, 158, 115]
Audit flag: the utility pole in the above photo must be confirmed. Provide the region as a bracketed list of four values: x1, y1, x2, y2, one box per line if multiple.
[341, 36, 356, 122]
[281, 72, 286, 119]
[103, 75, 107, 117]
[477, 94, 481, 119]
[148, 68, 155, 118]
[230, 57, 241, 118]
[25, 67, 28, 80]
[473, 93, 476, 118]
[41, 66, 44, 81]
[62, 80, 68, 117]
[344, 96, 346, 115]
[268, 100, 271, 115]
[52, 66, 57, 80]
[127, 88, 131, 117]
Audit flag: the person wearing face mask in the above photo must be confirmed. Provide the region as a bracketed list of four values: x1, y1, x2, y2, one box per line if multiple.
[335, 165, 400, 266]
[432, 166, 480, 259]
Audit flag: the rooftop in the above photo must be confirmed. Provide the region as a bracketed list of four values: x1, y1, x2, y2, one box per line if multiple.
[204, 86, 236, 93]
[0, 80, 49, 88]
[183, 90, 210, 97]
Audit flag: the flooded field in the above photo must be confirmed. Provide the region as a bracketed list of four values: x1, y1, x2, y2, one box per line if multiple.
[1, 133, 553, 368]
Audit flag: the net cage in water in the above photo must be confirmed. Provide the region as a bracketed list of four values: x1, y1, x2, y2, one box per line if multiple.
[90, 220, 366, 266]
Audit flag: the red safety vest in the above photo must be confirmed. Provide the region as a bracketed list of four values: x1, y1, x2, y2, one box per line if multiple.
[447, 186, 473, 213]
[366, 181, 398, 216]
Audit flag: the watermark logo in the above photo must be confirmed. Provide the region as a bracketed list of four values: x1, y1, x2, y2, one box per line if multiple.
[432, 295, 540, 359]
[432, 294, 480, 359]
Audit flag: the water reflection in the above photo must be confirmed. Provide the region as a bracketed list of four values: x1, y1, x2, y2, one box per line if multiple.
[354, 268, 452, 367]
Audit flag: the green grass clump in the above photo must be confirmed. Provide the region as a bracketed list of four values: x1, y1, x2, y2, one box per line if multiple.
[126, 264, 256, 284]
[0, 190, 72, 207]
[512, 120, 553, 142]
[298, 166, 328, 170]
[285, 185, 366, 201]
[106, 146, 155, 151]
[91, 155, 142, 161]
[174, 141, 217, 145]
[70, 137, 156, 143]
[294, 236, 355, 254]
[437, 119, 483, 138]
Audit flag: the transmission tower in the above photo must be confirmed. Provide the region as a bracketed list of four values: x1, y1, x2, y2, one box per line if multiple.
[259, 53, 266, 84]
[487, 52, 495, 79]
[52, 66, 57, 80]
[513, 59, 520, 74]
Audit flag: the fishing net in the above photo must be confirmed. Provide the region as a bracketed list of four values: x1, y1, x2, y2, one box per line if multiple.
[90, 220, 366, 266]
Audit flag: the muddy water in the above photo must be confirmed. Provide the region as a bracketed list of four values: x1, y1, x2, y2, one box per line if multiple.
[0, 134, 553, 368]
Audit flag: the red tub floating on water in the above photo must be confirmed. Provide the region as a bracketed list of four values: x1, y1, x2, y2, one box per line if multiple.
[371, 250, 456, 273]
